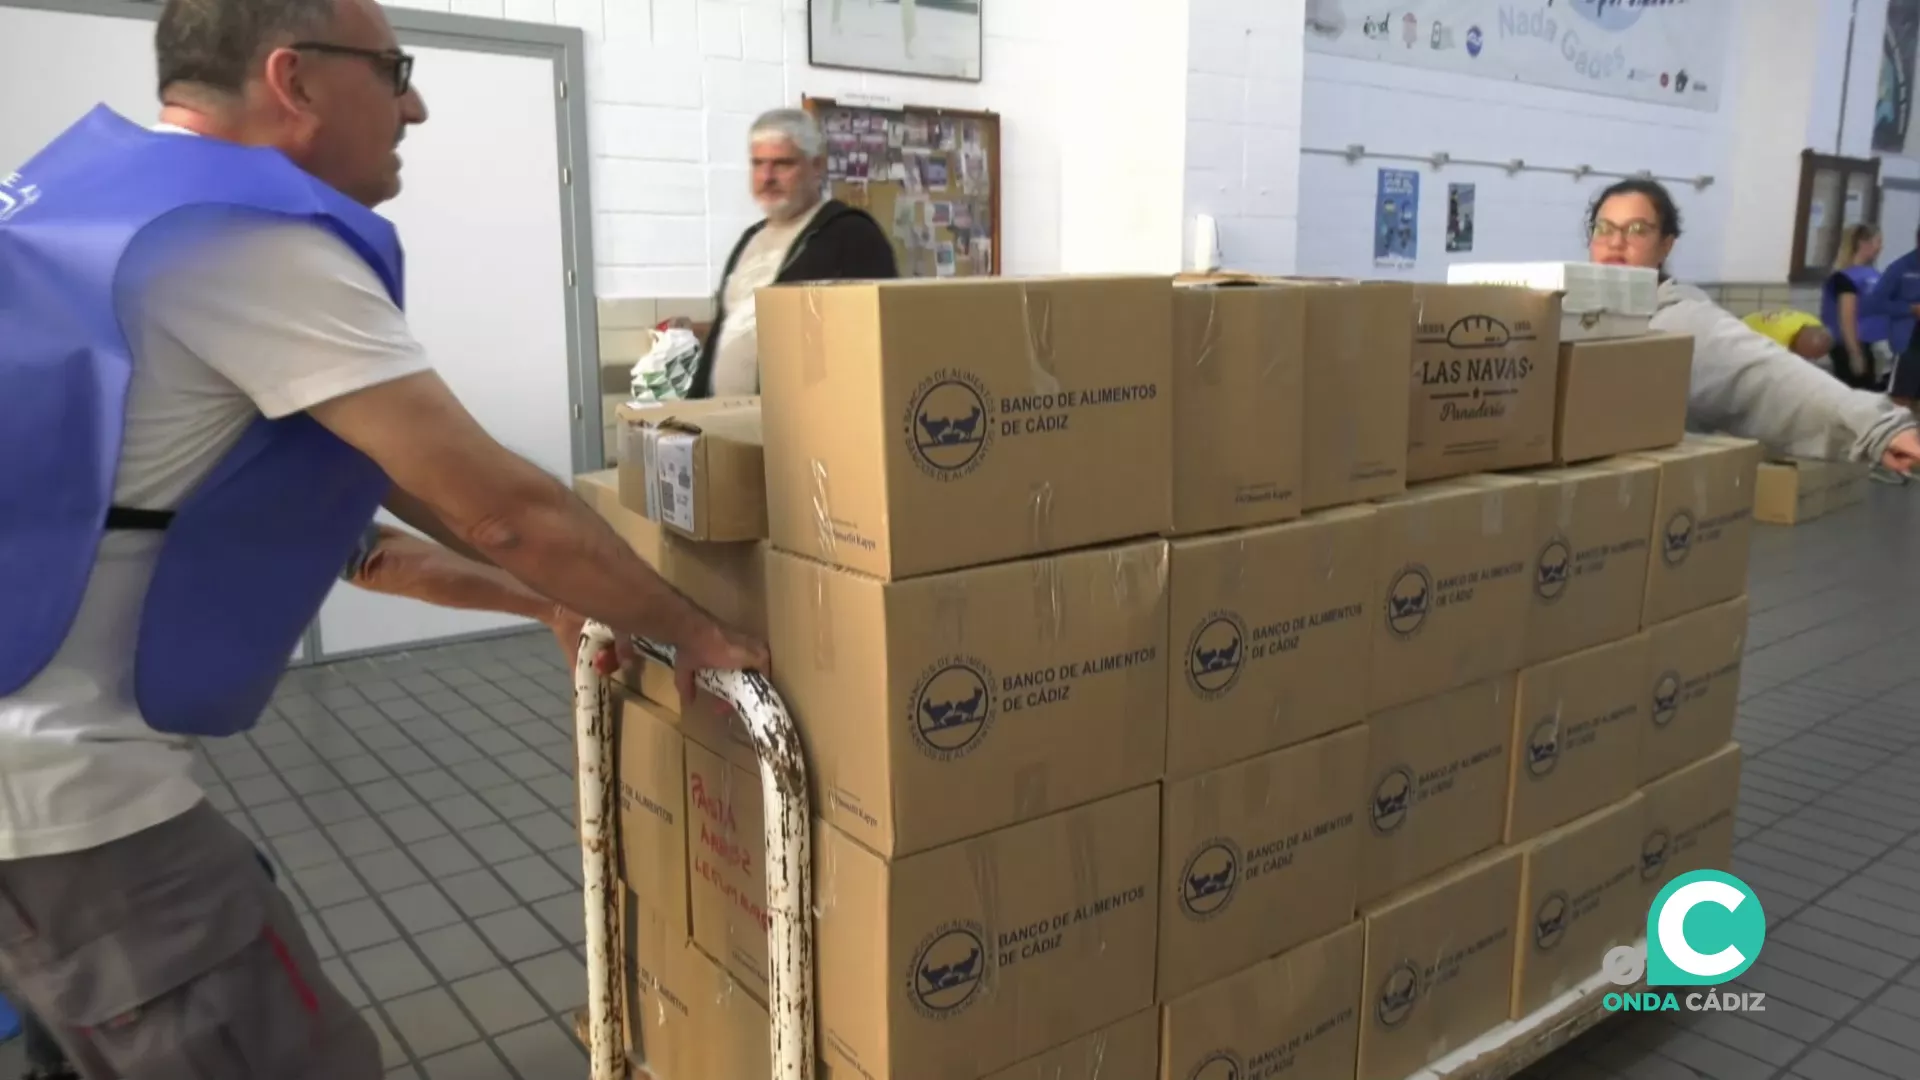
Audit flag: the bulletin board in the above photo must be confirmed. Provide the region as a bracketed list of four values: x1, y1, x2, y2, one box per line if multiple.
[802, 95, 1002, 278]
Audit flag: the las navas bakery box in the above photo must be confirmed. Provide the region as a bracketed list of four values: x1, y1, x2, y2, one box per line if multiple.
[1406, 285, 1563, 483]
[756, 276, 1173, 581]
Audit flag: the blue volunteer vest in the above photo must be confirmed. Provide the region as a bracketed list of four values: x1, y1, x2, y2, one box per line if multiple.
[0, 105, 405, 738]
[1823, 264, 1889, 345]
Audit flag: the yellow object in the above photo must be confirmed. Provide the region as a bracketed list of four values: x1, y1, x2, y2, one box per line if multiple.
[1743, 308, 1825, 349]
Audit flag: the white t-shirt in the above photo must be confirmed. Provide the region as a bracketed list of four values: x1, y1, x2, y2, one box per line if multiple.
[0, 128, 430, 859]
[710, 200, 826, 396]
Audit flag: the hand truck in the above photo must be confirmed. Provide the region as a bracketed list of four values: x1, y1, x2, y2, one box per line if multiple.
[572, 622, 815, 1080]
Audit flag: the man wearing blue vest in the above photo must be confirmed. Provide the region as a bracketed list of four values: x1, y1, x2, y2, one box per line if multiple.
[0, 0, 767, 1074]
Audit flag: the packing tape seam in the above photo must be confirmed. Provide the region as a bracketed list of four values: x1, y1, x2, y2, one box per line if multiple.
[965, 838, 1002, 1001]
[801, 286, 828, 388]
[1029, 482, 1057, 564]
[1482, 488, 1504, 537]
[1020, 283, 1062, 395]
[811, 457, 836, 562]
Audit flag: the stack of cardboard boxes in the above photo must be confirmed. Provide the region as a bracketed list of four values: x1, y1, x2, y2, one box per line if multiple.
[580, 262, 1757, 1080]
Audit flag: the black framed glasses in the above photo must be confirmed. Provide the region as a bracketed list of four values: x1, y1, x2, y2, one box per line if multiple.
[290, 41, 414, 96]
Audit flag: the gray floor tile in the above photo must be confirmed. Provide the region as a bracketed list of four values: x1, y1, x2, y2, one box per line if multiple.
[363, 1006, 408, 1070]
[445, 868, 520, 918]
[327, 816, 397, 857]
[410, 835, 483, 878]
[495, 855, 571, 903]
[414, 922, 501, 982]
[382, 882, 464, 935]
[384, 987, 483, 1059]
[304, 788, 370, 826]
[511, 811, 578, 853]
[384, 805, 451, 844]
[531, 891, 587, 945]
[515, 949, 588, 1013]
[495, 1019, 588, 1078]
[473, 908, 562, 963]
[321, 897, 403, 952]
[282, 762, 346, 796]
[450, 968, 549, 1034]
[291, 860, 370, 909]
[420, 1042, 514, 1080]
[348, 940, 438, 1001]
[431, 794, 499, 831]
[355, 848, 428, 893]
[464, 823, 536, 865]
[358, 777, 424, 813]
[334, 754, 393, 784]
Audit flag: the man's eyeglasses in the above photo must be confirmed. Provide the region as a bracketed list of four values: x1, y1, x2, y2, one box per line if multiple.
[290, 42, 414, 96]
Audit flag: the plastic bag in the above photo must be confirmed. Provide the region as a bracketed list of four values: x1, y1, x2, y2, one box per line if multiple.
[631, 326, 699, 403]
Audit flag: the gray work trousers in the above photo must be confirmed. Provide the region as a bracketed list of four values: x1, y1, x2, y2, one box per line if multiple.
[0, 801, 381, 1079]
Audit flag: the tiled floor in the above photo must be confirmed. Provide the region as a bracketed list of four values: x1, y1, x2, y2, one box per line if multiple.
[7, 484, 1920, 1079]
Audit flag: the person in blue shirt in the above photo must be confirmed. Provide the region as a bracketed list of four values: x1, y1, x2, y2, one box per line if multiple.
[1866, 225, 1920, 406]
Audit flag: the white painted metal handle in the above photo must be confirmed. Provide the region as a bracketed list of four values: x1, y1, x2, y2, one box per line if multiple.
[575, 622, 816, 1080]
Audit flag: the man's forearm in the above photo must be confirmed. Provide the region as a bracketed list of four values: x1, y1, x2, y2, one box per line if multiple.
[448, 461, 720, 649]
[351, 525, 563, 624]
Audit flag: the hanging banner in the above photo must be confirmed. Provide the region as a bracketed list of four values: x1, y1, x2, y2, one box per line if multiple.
[1303, 0, 1729, 112]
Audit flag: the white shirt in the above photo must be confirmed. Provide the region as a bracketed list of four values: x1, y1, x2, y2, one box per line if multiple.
[710, 200, 826, 396]
[0, 126, 430, 859]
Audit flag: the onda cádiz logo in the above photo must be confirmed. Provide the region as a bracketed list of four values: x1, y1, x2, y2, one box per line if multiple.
[1603, 870, 1769, 1014]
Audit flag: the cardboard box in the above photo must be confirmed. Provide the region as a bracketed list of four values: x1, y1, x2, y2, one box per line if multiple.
[619, 696, 690, 936]
[1506, 634, 1649, 845]
[1358, 848, 1524, 1080]
[1643, 597, 1747, 784]
[815, 786, 1160, 1080]
[1158, 922, 1364, 1080]
[757, 277, 1173, 581]
[574, 470, 769, 638]
[766, 541, 1169, 859]
[1523, 460, 1659, 666]
[1167, 507, 1375, 779]
[619, 406, 767, 542]
[1512, 794, 1646, 1019]
[1294, 280, 1414, 511]
[1755, 459, 1871, 525]
[685, 735, 770, 1000]
[1635, 436, 1762, 626]
[984, 1010, 1159, 1080]
[1554, 335, 1691, 464]
[618, 654, 760, 771]
[1170, 280, 1306, 535]
[1408, 285, 1563, 482]
[1157, 728, 1367, 1001]
[626, 891, 770, 1080]
[1360, 676, 1515, 905]
[1368, 474, 1537, 713]
[1639, 743, 1741, 906]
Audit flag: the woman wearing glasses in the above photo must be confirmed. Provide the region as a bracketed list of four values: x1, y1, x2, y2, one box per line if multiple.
[1587, 178, 1920, 480]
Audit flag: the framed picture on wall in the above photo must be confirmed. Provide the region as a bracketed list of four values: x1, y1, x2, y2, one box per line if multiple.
[809, 0, 983, 83]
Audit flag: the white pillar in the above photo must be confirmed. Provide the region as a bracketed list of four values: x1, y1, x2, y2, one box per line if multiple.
[1716, 0, 1830, 281]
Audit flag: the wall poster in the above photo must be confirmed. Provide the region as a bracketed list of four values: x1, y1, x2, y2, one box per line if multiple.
[1375, 168, 1420, 269]
[1304, 0, 1729, 112]
[1446, 182, 1475, 253]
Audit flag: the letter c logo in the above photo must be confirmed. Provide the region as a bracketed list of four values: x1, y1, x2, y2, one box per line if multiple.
[1646, 870, 1766, 987]
[1658, 880, 1746, 978]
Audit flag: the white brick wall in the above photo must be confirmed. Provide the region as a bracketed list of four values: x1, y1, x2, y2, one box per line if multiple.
[1184, 0, 1305, 275]
[398, 0, 1070, 298]
[1295, 46, 1735, 283]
